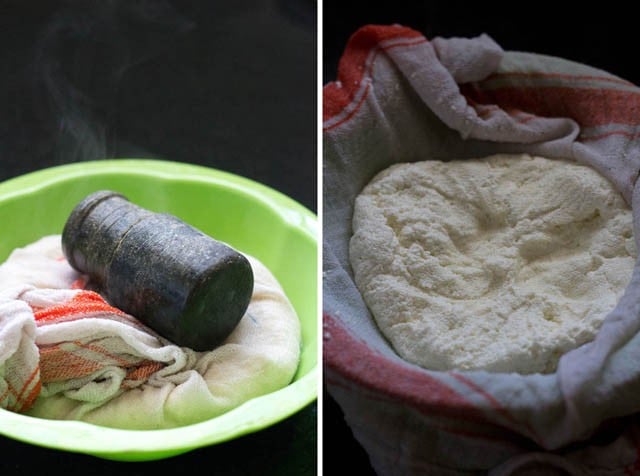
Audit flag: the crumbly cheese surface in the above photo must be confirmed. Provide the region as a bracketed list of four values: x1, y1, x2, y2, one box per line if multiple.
[349, 154, 637, 374]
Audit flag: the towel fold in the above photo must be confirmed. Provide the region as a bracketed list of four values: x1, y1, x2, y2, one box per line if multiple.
[1, 285, 177, 412]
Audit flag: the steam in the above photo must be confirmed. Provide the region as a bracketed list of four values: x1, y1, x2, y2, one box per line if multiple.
[32, 0, 193, 163]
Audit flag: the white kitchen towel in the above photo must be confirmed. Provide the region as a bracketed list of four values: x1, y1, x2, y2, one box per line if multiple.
[324, 24, 640, 474]
[0, 235, 301, 429]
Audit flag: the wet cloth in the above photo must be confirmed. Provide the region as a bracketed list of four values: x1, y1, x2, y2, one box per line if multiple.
[0, 235, 300, 429]
[323, 24, 640, 475]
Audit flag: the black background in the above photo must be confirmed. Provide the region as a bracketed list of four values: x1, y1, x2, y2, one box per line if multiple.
[0, 0, 316, 211]
[0, 0, 316, 475]
[323, 2, 640, 475]
[324, 2, 640, 87]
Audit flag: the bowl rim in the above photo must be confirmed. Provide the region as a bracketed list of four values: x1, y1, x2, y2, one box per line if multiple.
[0, 159, 317, 240]
[0, 159, 318, 460]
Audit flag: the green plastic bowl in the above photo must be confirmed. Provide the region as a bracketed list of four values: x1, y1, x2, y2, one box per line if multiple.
[0, 159, 318, 461]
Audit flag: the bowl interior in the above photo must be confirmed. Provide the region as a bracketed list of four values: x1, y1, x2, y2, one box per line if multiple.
[0, 159, 317, 460]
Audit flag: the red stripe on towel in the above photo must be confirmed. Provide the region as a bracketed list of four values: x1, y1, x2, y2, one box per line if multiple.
[324, 314, 483, 420]
[449, 372, 542, 444]
[324, 24, 425, 124]
[486, 70, 635, 87]
[461, 84, 640, 129]
[580, 129, 640, 142]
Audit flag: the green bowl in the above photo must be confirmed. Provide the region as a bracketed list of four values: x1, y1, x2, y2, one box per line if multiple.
[0, 159, 318, 461]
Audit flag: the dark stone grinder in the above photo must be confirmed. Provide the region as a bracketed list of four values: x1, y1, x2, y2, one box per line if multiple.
[62, 190, 254, 351]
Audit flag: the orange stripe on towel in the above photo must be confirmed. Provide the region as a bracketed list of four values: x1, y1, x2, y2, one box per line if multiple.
[17, 373, 42, 412]
[34, 290, 125, 323]
[124, 361, 165, 387]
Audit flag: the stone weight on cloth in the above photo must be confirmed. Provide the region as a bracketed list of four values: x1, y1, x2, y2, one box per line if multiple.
[0, 235, 301, 429]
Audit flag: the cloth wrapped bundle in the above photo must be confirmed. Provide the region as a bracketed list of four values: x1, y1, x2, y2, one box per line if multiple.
[323, 25, 640, 475]
[0, 235, 301, 429]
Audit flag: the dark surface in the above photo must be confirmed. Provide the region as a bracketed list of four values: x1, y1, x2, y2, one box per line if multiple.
[0, 0, 316, 474]
[324, 3, 640, 87]
[323, 3, 640, 475]
[0, 403, 317, 475]
[0, 0, 316, 212]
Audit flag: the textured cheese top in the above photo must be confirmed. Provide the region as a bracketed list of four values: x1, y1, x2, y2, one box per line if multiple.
[349, 154, 637, 374]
